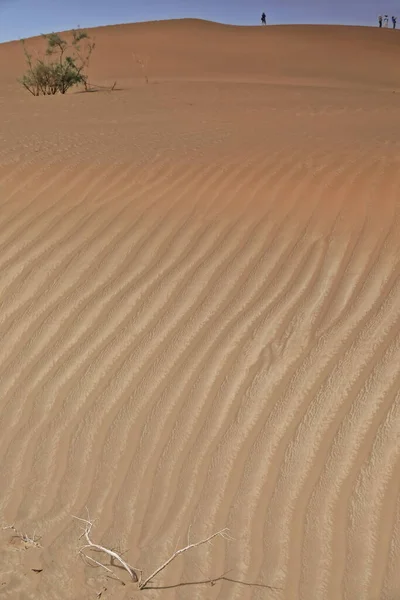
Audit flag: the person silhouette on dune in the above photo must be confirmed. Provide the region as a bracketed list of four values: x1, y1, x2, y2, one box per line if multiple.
[261, 12, 267, 25]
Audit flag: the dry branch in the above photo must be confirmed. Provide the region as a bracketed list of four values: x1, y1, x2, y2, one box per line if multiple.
[74, 513, 232, 590]
[73, 515, 141, 583]
[1, 524, 42, 548]
[133, 53, 149, 84]
[84, 80, 117, 92]
[138, 528, 232, 589]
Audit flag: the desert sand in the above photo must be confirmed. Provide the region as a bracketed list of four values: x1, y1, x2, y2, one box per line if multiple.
[0, 18, 400, 600]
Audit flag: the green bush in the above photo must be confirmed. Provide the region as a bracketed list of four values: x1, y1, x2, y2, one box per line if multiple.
[19, 29, 95, 96]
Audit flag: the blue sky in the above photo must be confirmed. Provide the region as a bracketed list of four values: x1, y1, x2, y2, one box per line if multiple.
[0, 0, 399, 43]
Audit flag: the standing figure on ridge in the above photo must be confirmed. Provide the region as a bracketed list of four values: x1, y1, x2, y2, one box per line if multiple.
[261, 12, 267, 25]
[392, 15, 397, 29]
[378, 15, 383, 27]
[383, 14, 389, 27]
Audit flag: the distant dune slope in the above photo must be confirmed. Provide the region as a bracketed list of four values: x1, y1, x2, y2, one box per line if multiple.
[0, 19, 400, 89]
[0, 18, 400, 600]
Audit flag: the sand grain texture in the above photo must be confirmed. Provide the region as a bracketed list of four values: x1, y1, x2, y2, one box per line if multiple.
[0, 19, 400, 600]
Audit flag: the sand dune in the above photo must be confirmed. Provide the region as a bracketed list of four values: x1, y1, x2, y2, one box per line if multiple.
[1, 19, 400, 90]
[0, 18, 400, 600]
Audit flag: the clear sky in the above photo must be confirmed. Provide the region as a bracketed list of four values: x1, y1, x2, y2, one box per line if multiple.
[0, 0, 399, 43]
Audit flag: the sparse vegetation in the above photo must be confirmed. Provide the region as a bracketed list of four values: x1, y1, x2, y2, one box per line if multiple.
[133, 53, 149, 84]
[19, 29, 95, 96]
[1, 523, 42, 548]
[1, 514, 280, 593]
[73, 513, 232, 589]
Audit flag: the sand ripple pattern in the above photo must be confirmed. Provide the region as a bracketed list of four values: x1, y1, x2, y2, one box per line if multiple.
[0, 154, 399, 600]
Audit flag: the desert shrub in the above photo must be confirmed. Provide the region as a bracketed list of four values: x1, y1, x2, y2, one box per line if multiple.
[19, 29, 95, 96]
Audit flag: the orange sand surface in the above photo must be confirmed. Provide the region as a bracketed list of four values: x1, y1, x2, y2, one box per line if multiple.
[0, 19, 400, 600]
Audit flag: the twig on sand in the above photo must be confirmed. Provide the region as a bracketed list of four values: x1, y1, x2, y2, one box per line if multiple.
[138, 528, 233, 589]
[73, 511, 232, 590]
[73, 514, 141, 584]
[132, 53, 149, 84]
[84, 80, 117, 92]
[1, 524, 42, 548]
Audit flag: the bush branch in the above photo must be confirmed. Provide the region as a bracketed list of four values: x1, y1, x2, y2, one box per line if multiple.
[74, 512, 232, 590]
[138, 528, 232, 589]
[1, 523, 42, 548]
[73, 515, 141, 583]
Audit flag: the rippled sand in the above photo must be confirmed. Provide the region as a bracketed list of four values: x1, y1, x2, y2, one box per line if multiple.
[1, 19, 400, 600]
